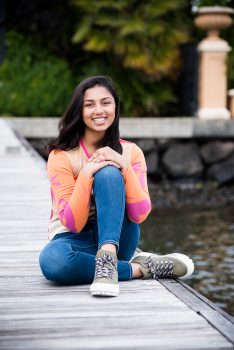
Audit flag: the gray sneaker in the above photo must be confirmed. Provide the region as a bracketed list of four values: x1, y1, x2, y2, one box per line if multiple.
[90, 249, 119, 297]
[131, 252, 194, 279]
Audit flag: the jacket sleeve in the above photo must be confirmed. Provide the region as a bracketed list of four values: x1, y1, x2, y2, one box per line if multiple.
[47, 150, 93, 233]
[122, 144, 151, 223]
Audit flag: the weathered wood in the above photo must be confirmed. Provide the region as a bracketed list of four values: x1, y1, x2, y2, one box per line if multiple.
[160, 279, 234, 344]
[0, 118, 233, 350]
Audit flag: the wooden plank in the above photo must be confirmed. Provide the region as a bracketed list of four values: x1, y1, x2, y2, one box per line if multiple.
[160, 279, 234, 344]
[0, 332, 231, 350]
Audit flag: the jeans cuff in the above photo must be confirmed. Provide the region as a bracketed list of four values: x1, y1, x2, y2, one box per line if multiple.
[128, 262, 133, 280]
[98, 240, 119, 253]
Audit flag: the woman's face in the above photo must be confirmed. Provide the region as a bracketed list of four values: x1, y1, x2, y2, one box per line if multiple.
[82, 85, 116, 135]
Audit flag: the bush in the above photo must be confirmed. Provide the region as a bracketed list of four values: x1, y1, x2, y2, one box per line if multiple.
[0, 31, 74, 116]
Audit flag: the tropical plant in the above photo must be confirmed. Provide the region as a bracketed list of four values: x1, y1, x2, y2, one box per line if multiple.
[0, 31, 74, 116]
[71, 0, 189, 78]
[69, 0, 192, 115]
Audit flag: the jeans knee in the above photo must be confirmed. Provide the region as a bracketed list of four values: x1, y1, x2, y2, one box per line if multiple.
[39, 242, 70, 283]
[94, 165, 123, 185]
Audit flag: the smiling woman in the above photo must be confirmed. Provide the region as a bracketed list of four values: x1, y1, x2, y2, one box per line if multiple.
[39, 75, 194, 297]
[82, 86, 116, 150]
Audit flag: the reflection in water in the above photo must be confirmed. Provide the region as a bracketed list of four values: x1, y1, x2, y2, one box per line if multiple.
[140, 205, 234, 316]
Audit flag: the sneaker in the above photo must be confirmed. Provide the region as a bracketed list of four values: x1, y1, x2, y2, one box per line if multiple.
[90, 249, 119, 297]
[131, 252, 194, 279]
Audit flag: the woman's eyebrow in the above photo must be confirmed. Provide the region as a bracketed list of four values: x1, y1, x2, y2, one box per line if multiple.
[83, 97, 113, 102]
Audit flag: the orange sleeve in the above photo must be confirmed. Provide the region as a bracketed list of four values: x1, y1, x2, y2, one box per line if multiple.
[122, 144, 151, 224]
[47, 150, 93, 233]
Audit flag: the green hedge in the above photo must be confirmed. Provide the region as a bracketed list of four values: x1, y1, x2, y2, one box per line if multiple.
[0, 31, 74, 116]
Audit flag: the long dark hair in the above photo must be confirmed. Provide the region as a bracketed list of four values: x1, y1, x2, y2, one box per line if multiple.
[47, 76, 122, 154]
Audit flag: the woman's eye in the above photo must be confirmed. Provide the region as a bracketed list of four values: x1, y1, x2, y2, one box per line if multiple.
[103, 102, 111, 105]
[84, 104, 93, 108]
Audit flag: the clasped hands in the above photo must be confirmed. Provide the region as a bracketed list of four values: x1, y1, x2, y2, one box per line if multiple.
[81, 146, 128, 179]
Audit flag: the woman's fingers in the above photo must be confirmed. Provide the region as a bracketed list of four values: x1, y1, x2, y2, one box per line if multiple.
[92, 154, 107, 163]
[95, 160, 120, 170]
[106, 161, 121, 168]
[89, 160, 120, 176]
[88, 146, 125, 169]
[89, 147, 113, 162]
[82, 159, 120, 178]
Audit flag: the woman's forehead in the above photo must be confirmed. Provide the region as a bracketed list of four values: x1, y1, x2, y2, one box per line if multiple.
[83, 85, 113, 100]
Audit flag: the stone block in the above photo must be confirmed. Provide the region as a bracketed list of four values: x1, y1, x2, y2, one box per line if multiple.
[200, 141, 234, 164]
[207, 152, 234, 184]
[162, 143, 203, 178]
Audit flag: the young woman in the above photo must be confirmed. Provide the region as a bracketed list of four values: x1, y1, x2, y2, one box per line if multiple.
[39, 76, 194, 297]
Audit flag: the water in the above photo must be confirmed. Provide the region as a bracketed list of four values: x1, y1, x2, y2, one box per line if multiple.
[140, 205, 234, 316]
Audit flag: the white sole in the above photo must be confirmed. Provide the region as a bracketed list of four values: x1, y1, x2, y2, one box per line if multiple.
[90, 283, 119, 297]
[136, 252, 194, 279]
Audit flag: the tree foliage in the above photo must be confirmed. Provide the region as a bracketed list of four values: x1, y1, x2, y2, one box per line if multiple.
[70, 0, 191, 115]
[71, 0, 189, 78]
[3, 0, 234, 117]
[0, 31, 74, 116]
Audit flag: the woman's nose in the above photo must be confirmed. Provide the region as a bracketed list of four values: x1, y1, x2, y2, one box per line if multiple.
[94, 103, 103, 114]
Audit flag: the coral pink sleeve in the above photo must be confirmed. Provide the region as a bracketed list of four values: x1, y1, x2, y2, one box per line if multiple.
[47, 150, 93, 233]
[122, 144, 151, 223]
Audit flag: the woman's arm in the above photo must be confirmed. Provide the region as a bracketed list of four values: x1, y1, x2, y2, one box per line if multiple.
[122, 144, 152, 224]
[47, 151, 93, 233]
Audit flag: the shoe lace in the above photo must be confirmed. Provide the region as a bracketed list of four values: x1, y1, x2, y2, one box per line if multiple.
[146, 256, 174, 280]
[94, 253, 117, 280]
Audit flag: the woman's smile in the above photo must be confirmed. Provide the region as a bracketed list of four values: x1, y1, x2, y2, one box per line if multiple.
[91, 116, 108, 125]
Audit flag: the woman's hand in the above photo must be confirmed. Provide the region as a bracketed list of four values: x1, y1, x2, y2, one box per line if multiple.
[81, 159, 121, 179]
[88, 146, 128, 172]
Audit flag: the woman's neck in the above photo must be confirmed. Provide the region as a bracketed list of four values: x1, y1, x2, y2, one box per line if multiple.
[82, 129, 104, 153]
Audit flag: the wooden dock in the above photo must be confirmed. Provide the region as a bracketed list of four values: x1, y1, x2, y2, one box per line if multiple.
[0, 118, 234, 350]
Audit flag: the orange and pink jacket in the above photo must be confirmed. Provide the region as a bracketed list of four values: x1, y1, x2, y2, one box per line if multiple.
[47, 140, 151, 240]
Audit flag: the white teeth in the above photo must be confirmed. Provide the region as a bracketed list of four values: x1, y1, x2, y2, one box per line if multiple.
[93, 118, 105, 121]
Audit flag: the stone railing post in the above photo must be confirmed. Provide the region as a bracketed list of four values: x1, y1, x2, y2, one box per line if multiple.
[194, 7, 233, 119]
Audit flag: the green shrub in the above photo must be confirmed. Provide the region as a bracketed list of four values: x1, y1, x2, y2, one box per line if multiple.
[0, 31, 74, 116]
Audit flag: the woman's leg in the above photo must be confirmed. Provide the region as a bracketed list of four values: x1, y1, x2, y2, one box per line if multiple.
[93, 165, 126, 251]
[91, 166, 134, 295]
[39, 233, 133, 285]
[117, 211, 140, 262]
[39, 237, 97, 285]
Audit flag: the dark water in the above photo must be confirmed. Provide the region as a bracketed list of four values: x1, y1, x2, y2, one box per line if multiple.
[140, 205, 234, 316]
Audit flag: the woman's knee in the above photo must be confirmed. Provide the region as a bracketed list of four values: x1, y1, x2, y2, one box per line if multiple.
[94, 165, 123, 185]
[39, 241, 71, 283]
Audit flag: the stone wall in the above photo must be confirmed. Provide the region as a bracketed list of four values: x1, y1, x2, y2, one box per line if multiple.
[135, 139, 234, 186]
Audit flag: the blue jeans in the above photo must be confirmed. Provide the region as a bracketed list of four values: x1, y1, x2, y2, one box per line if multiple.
[39, 166, 140, 285]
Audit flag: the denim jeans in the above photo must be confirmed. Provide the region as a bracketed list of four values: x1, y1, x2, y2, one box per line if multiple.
[39, 166, 140, 285]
